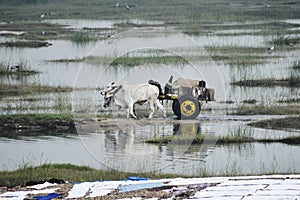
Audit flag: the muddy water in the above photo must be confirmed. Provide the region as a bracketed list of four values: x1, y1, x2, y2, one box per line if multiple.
[0, 19, 300, 175]
[1, 118, 300, 175]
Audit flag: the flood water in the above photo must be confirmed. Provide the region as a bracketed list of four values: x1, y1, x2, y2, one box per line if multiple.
[0, 19, 300, 175]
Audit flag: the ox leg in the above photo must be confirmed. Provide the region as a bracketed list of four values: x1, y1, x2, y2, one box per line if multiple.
[148, 101, 155, 119]
[156, 100, 167, 118]
[129, 104, 138, 119]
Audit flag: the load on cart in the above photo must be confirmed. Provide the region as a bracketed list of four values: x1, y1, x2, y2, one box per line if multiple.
[148, 76, 215, 119]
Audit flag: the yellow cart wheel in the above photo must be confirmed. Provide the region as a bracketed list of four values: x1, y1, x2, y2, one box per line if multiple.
[178, 95, 201, 119]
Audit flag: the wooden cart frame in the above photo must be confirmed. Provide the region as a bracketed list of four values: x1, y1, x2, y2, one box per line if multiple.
[149, 76, 215, 119]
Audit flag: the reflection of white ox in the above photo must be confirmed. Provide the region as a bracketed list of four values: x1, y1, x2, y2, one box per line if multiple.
[100, 82, 166, 119]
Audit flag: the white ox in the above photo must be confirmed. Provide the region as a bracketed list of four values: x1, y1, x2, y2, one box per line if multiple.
[100, 82, 166, 119]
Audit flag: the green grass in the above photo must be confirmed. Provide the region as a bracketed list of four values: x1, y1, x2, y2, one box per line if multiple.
[145, 133, 300, 146]
[206, 46, 281, 66]
[1, 0, 300, 24]
[71, 32, 97, 44]
[0, 113, 75, 133]
[293, 61, 300, 70]
[0, 83, 72, 96]
[0, 163, 180, 187]
[0, 22, 69, 40]
[206, 46, 267, 55]
[242, 99, 257, 104]
[249, 116, 300, 130]
[0, 41, 52, 48]
[267, 34, 300, 46]
[0, 61, 40, 75]
[145, 134, 255, 145]
[231, 75, 300, 87]
[278, 98, 300, 103]
[46, 58, 85, 63]
[232, 105, 300, 115]
[110, 55, 188, 67]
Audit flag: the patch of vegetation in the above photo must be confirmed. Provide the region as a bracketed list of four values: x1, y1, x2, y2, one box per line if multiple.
[211, 54, 277, 67]
[242, 99, 257, 104]
[249, 116, 300, 131]
[278, 98, 300, 104]
[71, 32, 96, 44]
[0, 113, 75, 133]
[0, 22, 69, 41]
[267, 34, 300, 46]
[2, 0, 299, 24]
[0, 41, 52, 48]
[206, 46, 267, 55]
[231, 75, 300, 87]
[232, 105, 300, 115]
[46, 58, 85, 63]
[145, 133, 300, 146]
[0, 61, 40, 75]
[0, 163, 180, 187]
[110, 56, 188, 67]
[293, 61, 300, 70]
[0, 83, 72, 96]
[145, 134, 255, 145]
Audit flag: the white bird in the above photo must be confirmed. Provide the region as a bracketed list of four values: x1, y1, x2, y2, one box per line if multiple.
[116, 2, 119, 7]
[10, 65, 20, 73]
[126, 4, 130, 10]
[267, 46, 275, 54]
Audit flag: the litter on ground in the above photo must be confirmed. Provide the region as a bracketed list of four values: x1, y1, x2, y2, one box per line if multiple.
[0, 175, 300, 199]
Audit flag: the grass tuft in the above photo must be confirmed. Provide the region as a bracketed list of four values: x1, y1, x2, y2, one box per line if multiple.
[71, 32, 96, 44]
[293, 61, 300, 70]
[231, 75, 300, 87]
[0, 61, 40, 75]
[232, 104, 300, 115]
[0, 163, 180, 187]
[249, 116, 300, 130]
[110, 55, 188, 67]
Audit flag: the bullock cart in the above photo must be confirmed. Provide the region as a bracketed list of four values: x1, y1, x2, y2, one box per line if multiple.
[149, 76, 215, 119]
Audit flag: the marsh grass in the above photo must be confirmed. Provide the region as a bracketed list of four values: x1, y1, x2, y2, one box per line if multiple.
[249, 116, 300, 131]
[145, 133, 255, 145]
[206, 46, 267, 55]
[293, 61, 300, 70]
[206, 46, 280, 67]
[0, 61, 40, 75]
[278, 98, 300, 104]
[231, 74, 300, 87]
[242, 99, 257, 104]
[267, 34, 300, 46]
[145, 132, 300, 146]
[233, 104, 300, 115]
[47, 58, 85, 63]
[0, 83, 72, 96]
[0, 163, 180, 187]
[1, 0, 300, 24]
[71, 32, 96, 44]
[110, 55, 188, 67]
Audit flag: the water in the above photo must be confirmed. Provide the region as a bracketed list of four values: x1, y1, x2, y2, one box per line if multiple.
[0, 19, 299, 175]
[1, 118, 299, 175]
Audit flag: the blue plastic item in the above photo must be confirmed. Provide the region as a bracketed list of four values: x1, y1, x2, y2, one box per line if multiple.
[34, 193, 62, 200]
[126, 176, 148, 181]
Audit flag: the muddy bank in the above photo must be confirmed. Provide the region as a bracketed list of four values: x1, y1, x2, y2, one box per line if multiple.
[249, 116, 300, 130]
[0, 114, 76, 134]
[0, 41, 52, 48]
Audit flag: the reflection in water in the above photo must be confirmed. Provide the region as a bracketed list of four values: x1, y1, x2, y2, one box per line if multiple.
[0, 119, 300, 175]
[173, 123, 202, 135]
